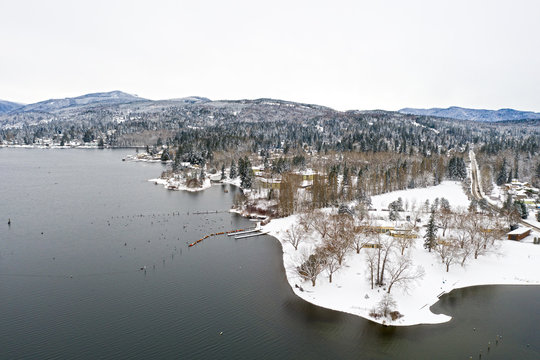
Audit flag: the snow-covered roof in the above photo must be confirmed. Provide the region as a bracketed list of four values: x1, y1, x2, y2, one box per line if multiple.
[299, 168, 316, 176]
[508, 227, 531, 235]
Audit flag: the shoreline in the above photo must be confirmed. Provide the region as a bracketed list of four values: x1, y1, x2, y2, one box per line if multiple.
[145, 167, 540, 327]
[263, 221, 540, 326]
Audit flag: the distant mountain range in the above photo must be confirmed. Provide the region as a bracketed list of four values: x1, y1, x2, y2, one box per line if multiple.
[1, 90, 539, 153]
[0, 100, 24, 114]
[399, 106, 540, 122]
[0, 91, 148, 115]
[2, 91, 540, 124]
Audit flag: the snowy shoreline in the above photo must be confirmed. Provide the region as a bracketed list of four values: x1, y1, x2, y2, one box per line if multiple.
[260, 182, 540, 326]
[149, 177, 212, 192]
[150, 174, 540, 326]
[149, 174, 241, 193]
[264, 219, 539, 326]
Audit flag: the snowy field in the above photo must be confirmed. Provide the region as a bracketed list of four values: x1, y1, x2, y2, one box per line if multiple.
[262, 181, 540, 326]
[371, 181, 470, 211]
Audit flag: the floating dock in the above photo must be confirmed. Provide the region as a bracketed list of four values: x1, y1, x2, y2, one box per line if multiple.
[235, 231, 268, 239]
[227, 229, 258, 237]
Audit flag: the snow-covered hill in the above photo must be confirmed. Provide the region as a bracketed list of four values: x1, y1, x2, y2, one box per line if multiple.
[0, 100, 24, 114]
[13, 90, 147, 114]
[399, 106, 540, 122]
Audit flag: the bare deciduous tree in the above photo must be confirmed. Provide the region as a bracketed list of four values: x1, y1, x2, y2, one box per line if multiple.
[353, 217, 375, 254]
[352, 232, 370, 254]
[395, 222, 417, 256]
[376, 235, 396, 286]
[377, 293, 397, 317]
[434, 236, 459, 272]
[298, 209, 315, 232]
[324, 215, 353, 266]
[386, 255, 425, 293]
[365, 250, 377, 290]
[321, 249, 342, 283]
[312, 210, 330, 239]
[284, 223, 304, 251]
[437, 207, 453, 237]
[297, 249, 325, 287]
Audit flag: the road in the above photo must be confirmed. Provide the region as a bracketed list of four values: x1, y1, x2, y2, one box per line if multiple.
[469, 149, 540, 232]
[469, 149, 483, 201]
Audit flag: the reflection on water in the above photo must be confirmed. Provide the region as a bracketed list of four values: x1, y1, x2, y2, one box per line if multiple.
[0, 149, 538, 360]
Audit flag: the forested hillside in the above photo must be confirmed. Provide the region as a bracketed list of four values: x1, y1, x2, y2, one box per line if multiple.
[1, 97, 539, 191]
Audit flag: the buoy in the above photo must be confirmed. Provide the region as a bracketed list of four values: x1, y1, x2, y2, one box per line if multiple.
[7, 218, 11, 225]
[219, 331, 223, 335]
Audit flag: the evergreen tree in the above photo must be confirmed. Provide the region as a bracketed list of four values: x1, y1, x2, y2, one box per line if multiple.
[238, 156, 247, 180]
[468, 199, 478, 213]
[478, 198, 489, 212]
[199, 167, 206, 183]
[431, 197, 440, 212]
[389, 208, 399, 221]
[241, 168, 253, 189]
[521, 201, 531, 221]
[496, 158, 507, 186]
[82, 129, 93, 143]
[239, 156, 253, 189]
[173, 149, 182, 171]
[160, 148, 170, 161]
[424, 210, 437, 252]
[229, 159, 237, 179]
[447, 156, 466, 180]
[514, 200, 528, 219]
[221, 164, 226, 180]
[60, 133, 69, 146]
[440, 198, 450, 212]
[388, 198, 404, 221]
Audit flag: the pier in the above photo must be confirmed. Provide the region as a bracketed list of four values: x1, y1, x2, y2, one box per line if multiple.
[227, 229, 258, 237]
[235, 231, 268, 239]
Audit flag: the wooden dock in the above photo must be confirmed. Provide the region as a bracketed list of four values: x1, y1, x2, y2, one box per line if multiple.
[227, 229, 258, 237]
[235, 231, 268, 239]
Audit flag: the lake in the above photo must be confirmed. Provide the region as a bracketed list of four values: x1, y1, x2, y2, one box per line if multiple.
[0, 148, 538, 359]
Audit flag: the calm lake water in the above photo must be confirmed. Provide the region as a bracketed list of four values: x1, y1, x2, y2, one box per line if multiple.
[0, 148, 538, 360]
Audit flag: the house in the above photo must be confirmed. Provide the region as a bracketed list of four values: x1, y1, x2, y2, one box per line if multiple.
[507, 227, 531, 241]
[356, 225, 395, 234]
[258, 177, 281, 189]
[390, 229, 417, 239]
[362, 243, 381, 249]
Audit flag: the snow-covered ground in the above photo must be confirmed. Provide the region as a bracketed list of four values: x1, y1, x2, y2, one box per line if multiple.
[370, 181, 469, 211]
[524, 213, 540, 229]
[150, 170, 242, 193]
[149, 177, 212, 192]
[146, 164, 540, 326]
[262, 181, 540, 326]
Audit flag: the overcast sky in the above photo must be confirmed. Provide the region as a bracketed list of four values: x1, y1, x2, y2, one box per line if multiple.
[1, 0, 539, 111]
